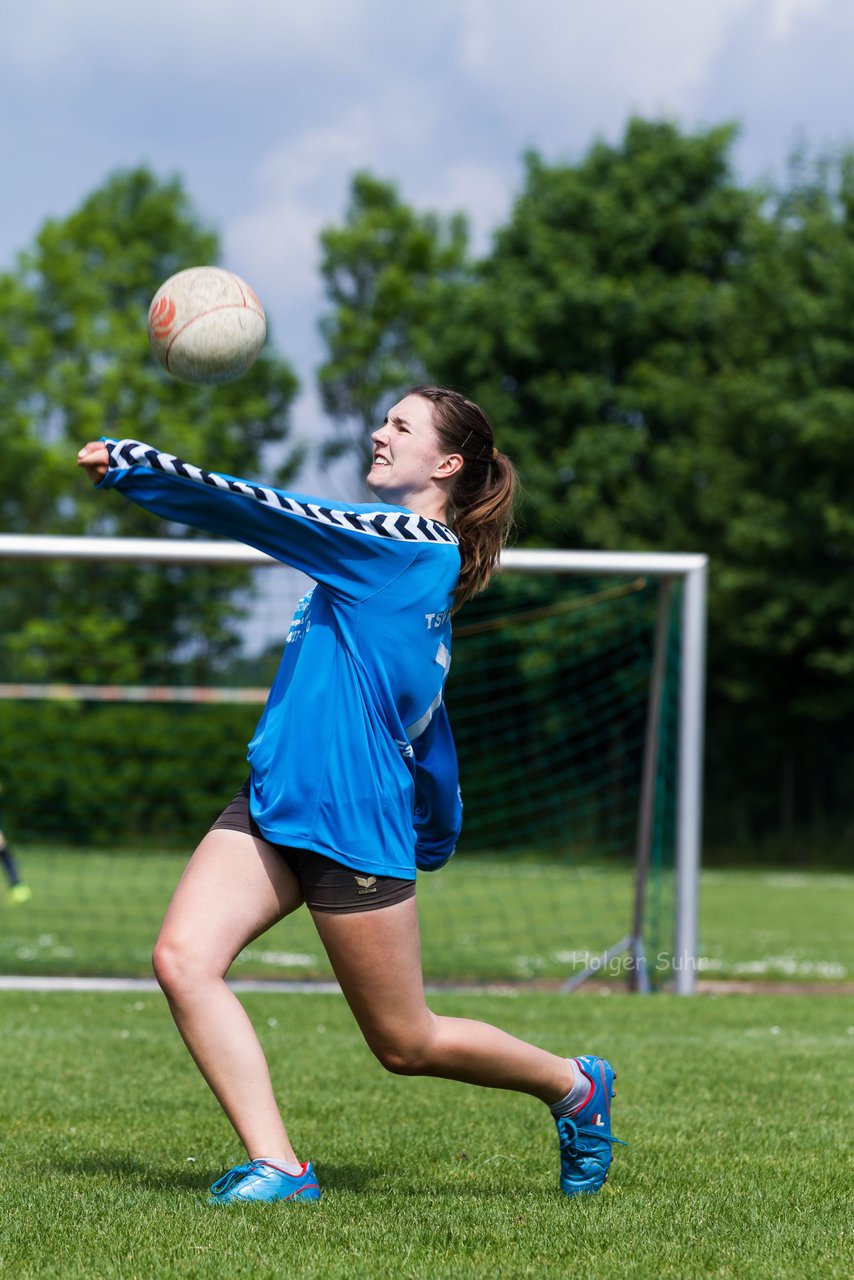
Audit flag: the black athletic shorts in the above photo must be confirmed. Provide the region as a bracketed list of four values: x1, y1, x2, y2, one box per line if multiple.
[208, 780, 416, 915]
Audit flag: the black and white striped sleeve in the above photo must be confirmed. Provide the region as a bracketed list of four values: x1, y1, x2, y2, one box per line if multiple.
[99, 438, 459, 597]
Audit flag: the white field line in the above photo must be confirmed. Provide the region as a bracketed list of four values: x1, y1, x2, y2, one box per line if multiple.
[0, 975, 341, 994]
[0, 975, 526, 996]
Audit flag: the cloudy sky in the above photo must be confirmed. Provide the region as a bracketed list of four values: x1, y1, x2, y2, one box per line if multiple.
[2, 0, 852, 468]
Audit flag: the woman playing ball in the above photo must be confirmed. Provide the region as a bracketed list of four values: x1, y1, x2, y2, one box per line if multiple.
[77, 385, 622, 1205]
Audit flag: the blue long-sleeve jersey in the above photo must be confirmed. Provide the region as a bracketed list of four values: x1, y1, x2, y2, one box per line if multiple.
[98, 438, 463, 878]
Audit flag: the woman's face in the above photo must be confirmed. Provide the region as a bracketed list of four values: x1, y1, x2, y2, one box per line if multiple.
[367, 394, 451, 507]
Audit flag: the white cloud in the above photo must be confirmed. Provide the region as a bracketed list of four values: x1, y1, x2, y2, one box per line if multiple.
[227, 195, 323, 347]
[225, 106, 412, 352]
[227, 123, 352, 300]
[456, 0, 755, 134]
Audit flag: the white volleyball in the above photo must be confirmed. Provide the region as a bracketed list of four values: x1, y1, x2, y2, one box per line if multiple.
[147, 266, 267, 385]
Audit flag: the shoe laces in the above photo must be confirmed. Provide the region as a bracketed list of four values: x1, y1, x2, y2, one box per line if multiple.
[556, 1115, 628, 1155]
[209, 1161, 260, 1196]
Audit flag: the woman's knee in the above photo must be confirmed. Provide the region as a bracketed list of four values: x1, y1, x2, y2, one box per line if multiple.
[369, 1027, 435, 1076]
[151, 933, 181, 993]
[152, 931, 218, 995]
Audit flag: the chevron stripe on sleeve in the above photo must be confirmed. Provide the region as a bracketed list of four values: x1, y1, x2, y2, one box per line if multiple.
[107, 439, 459, 546]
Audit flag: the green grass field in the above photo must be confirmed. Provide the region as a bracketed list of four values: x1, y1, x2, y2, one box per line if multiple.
[0, 989, 850, 1279]
[1, 847, 852, 987]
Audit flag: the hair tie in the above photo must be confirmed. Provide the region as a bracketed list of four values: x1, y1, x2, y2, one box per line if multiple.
[491, 447, 498, 462]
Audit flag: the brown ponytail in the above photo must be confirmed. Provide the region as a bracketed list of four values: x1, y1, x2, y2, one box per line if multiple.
[408, 386, 517, 610]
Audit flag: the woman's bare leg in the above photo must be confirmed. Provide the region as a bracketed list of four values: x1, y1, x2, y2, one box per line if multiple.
[311, 898, 573, 1102]
[152, 828, 305, 1162]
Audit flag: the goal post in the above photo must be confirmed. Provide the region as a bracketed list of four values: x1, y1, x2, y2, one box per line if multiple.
[500, 548, 707, 995]
[0, 534, 707, 994]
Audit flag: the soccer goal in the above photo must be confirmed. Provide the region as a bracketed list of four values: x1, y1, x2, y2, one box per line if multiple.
[0, 534, 706, 994]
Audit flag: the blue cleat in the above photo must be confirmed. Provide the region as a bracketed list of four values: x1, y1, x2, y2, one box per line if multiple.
[555, 1055, 627, 1196]
[208, 1159, 322, 1205]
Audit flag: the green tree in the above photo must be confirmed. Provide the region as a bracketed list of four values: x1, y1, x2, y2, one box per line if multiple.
[694, 149, 854, 842]
[433, 121, 760, 547]
[317, 172, 469, 470]
[0, 167, 301, 683]
[431, 121, 854, 848]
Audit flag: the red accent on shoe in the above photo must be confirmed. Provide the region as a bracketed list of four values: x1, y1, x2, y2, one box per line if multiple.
[570, 1058, 596, 1113]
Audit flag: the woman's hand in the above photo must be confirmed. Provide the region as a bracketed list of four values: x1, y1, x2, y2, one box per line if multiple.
[77, 441, 110, 483]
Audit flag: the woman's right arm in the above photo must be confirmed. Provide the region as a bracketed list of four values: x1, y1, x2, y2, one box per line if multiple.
[77, 437, 458, 602]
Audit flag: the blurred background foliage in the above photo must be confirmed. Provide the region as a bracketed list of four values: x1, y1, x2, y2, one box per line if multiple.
[0, 168, 302, 683]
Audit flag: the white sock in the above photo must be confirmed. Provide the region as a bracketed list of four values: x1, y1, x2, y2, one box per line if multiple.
[256, 1157, 304, 1176]
[548, 1059, 593, 1118]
